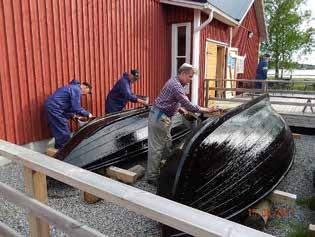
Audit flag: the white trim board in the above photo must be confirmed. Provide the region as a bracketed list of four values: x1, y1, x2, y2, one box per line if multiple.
[0, 139, 274, 237]
[171, 22, 191, 77]
[206, 38, 229, 47]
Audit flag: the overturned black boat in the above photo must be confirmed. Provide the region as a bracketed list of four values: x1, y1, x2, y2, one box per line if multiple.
[158, 94, 295, 236]
[55, 107, 192, 171]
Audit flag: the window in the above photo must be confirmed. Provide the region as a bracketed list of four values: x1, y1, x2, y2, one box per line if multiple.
[172, 23, 191, 76]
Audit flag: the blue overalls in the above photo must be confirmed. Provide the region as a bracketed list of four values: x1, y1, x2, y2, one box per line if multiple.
[255, 59, 268, 89]
[105, 73, 138, 114]
[44, 80, 90, 149]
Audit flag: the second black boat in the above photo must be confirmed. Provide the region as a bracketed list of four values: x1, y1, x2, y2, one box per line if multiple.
[158, 94, 295, 236]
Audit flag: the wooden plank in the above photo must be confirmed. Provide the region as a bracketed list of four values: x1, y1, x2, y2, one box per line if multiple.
[106, 166, 137, 184]
[280, 113, 315, 128]
[0, 140, 273, 237]
[0, 182, 105, 237]
[208, 97, 315, 107]
[309, 224, 315, 237]
[244, 199, 272, 231]
[46, 147, 58, 157]
[82, 165, 145, 204]
[24, 167, 49, 237]
[205, 42, 217, 99]
[20, 0, 39, 140]
[205, 78, 315, 84]
[292, 133, 301, 139]
[0, 0, 17, 143]
[0, 220, 23, 237]
[128, 165, 145, 180]
[205, 85, 315, 95]
[0, 155, 11, 166]
[81, 191, 102, 204]
[268, 190, 296, 205]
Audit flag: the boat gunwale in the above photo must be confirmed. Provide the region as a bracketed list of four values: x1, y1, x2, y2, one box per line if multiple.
[55, 107, 150, 160]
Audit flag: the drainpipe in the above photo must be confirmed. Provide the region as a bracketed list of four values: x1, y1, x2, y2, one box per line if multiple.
[191, 7, 214, 105]
[229, 26, 233, 47]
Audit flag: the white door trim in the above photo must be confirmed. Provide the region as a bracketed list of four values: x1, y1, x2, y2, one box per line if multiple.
[171, 22, 191, 77]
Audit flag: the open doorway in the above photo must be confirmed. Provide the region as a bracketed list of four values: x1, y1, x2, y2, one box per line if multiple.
[205, 41, 227, 105]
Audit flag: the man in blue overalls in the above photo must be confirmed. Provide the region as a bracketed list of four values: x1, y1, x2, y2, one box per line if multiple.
[44, 80, 92, 149]
[255, 53, 270, 90]
[105, 69, 148, 114]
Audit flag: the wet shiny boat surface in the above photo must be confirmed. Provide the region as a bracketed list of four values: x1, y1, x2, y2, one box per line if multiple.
[55, 107, 192, 171]
[158, 95, 295, 236]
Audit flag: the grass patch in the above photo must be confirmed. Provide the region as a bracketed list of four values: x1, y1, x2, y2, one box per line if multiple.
[296, 196, 315, 210]
[286, 223, 308, 237]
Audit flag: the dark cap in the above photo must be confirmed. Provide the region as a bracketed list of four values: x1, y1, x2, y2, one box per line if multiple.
[131, 69, 140, 79]
[82, 82, 92, 94]
[264, 53, 271, 58]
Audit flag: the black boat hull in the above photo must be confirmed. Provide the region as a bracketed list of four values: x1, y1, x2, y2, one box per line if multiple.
[55, 107, 192, 171]
[158, 95, 295, 236]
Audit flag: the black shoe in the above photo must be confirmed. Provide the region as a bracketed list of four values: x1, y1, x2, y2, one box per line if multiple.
[147, 179, 158, 187]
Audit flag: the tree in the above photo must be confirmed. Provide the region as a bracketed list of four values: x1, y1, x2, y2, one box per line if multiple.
[261, 0, 314, 79]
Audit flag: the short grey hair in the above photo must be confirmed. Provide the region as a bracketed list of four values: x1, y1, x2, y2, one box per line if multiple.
[178, 63, 197, 74]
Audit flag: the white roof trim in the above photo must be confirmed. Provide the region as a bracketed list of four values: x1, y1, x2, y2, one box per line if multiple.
[160, 0, 239, 26]
[254, 0, 268, 42]
[239, 0, 255, 23]
[160, 0, 205, 10]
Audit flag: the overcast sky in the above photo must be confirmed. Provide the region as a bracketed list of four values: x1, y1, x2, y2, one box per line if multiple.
[295, 0, 315, 64]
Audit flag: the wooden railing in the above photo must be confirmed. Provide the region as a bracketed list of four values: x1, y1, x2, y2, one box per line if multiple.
[203, 78, 315, 110]
[0, 140, 274, 237]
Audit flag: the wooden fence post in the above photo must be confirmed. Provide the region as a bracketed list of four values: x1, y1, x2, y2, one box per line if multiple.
[205, 79, 209, 107]
[309, 224, 315, 237]
[24, 167, 50, 237]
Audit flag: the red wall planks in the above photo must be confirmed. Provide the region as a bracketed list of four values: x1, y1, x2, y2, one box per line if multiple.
[167, 6, 260, 105]
[0, 0, 170, 144]
[165, 7, 231, 106]
[199, 17, 230, 105]
[232, 6, 260, 80]
[0, 1, 260, 144]
[0, 72, 5, 139]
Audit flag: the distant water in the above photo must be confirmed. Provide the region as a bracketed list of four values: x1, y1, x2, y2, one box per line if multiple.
[268, 69, 315, 78]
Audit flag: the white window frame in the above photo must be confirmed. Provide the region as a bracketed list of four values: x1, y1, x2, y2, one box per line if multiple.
[171, 23, 191, 77]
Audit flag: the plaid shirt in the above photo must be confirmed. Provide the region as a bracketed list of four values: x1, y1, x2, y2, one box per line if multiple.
[154, 76, 200, 117]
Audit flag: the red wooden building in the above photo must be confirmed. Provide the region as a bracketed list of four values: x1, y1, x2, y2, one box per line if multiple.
[0, 0, 267, 145]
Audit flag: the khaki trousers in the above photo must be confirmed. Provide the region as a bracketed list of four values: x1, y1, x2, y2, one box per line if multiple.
[146, 108, 172, 181]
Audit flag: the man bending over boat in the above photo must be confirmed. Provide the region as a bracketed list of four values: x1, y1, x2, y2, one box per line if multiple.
[105, 69, 149, 114]
[44, 80, 93, 150]
[146, 63, 219, 186]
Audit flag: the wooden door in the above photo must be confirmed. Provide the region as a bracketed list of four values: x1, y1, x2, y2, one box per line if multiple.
[216, 47, 226, 98]
[205, 42, 217, 102]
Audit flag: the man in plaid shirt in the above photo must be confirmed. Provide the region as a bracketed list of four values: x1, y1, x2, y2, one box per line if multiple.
[146, 63, 219, 186]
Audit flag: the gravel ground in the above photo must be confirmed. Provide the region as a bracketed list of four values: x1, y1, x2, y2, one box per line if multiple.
[0, 160, 160, 237]
[264, 134, 315, 237]
[0, 135, 314, 237]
